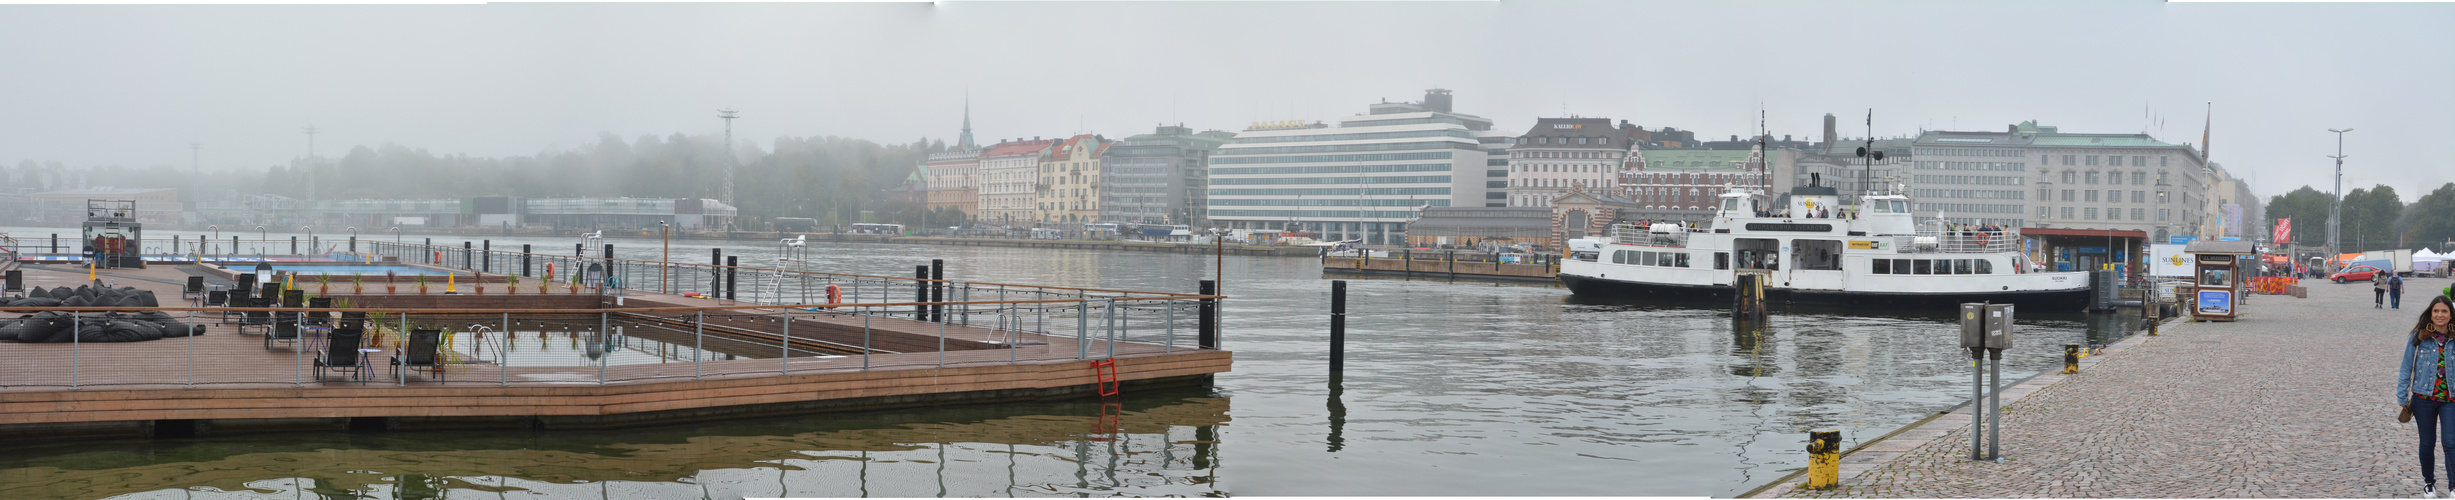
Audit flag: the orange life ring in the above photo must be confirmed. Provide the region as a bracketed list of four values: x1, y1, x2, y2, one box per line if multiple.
[432, 250, 442, 264]
[825, 284, 842, 304]
[544, 262, 556, 279]
[1974, 232, 1989, 247]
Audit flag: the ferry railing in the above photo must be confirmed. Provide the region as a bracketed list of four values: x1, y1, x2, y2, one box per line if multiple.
[1607, 222, 1692, 248]
[1908, 228, 2020, 254]
[0, 294, 1218, 390]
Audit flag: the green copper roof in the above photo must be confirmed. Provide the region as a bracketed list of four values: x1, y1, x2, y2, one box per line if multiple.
[2030, 134, 2182, 147]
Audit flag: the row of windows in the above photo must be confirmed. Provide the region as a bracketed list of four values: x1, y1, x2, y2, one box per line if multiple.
[1229, 129, 1470, 144]
[1914, 161, 2025, 171]
[1208, 152, 1454, 165]
[1636, 172, 1763, 185]
[1513, 150, 1619, 159]
[1873, 258, 1996, 275]
[1516, 163, 1611, 173]
[1210, 162, 1454, 176]
[2053, 170, 2160, 186]
[1208, 188, 1452, 198]
[1612, 249, 1694, 268]
[1517, 178, 1606, 188]
[1913, 202, 2023, 214]
[1212, 175, 1449, 185]
[1916, 148, 2023, 157]
[1526, 136, 1611, 146]
[2053, 189, 2164, 203]
[1911, 175, 2025, 186]
[2044, 206, 2167, 221]
[1215, 141, 1473, 157]
[1912, 189, 2026, 200]
[2055, 154, 2169, 167]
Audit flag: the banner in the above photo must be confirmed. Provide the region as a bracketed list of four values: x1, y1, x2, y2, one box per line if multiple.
[2273, 218, 2292, 244]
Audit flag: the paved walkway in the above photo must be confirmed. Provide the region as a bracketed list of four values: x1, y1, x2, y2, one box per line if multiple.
[1762, 277, 2453, 498]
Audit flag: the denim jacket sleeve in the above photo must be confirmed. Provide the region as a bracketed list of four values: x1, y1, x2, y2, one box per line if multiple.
[2403, 336, 2423, 407]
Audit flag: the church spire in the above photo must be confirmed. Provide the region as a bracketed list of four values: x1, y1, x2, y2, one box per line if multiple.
[958, 94, 978, 151]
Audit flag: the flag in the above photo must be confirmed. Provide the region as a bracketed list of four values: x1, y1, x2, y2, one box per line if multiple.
[2201, 102, 2212, 159]
[2274, 218, 2291, 244]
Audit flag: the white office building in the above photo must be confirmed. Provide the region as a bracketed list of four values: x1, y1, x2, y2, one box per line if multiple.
[1206, 89, 1502, 245]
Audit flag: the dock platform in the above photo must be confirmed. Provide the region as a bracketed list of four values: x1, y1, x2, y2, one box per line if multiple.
[0, 261, 1229, 442]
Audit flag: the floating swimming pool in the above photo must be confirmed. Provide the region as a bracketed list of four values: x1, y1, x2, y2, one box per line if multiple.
[251, 265, 459, 276]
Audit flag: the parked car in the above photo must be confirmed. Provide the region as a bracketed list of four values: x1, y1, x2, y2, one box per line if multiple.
[2330, 265, 2387, 283]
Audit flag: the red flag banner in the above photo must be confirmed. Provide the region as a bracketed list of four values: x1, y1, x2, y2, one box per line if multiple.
[2273, 218, 2291, 244]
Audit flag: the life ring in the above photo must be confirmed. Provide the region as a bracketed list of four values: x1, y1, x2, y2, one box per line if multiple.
[1974, 232, 1989, 247]
[544, 262, 556, 279]
[825, 284, 842, 304]
[432, 250, 442, 264]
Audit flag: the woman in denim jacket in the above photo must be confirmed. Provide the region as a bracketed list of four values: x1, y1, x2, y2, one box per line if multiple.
[2400, 295, 2455, 497]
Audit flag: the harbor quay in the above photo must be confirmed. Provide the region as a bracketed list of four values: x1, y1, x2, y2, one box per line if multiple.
[0, 251, 1229, 443]
[1755, 276, 2450, 498]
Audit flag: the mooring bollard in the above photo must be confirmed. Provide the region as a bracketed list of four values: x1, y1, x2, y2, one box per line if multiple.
[1805, 429, 1841, 489]
[2063, 343, 2080, 374]
[1198, 280, 1218, 349]
[1330, 280, 1346, 374]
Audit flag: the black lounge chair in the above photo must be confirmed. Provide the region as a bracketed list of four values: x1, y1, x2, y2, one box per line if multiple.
[235, 297, 274, 335]
[314, 327, 366, 384]
[391, 328, 445, 383]
[182, 276, 205, 301]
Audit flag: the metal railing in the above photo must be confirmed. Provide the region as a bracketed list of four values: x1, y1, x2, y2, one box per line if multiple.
[0, 295, 1217, 390]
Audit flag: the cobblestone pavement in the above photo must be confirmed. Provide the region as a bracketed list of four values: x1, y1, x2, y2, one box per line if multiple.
[1778, 278, 2453, 498]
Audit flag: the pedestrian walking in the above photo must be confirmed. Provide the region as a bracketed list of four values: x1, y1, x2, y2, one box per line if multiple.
[2399, 296, 2455, 498]
[2395, 273, 2409, 309]
[2381, 271, 2394, 309]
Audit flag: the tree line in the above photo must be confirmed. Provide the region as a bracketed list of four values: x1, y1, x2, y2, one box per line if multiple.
[2266, 182, 2455, 252]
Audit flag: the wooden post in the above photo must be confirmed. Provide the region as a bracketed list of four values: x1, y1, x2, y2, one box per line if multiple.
[914, 265, 930, 321]
[1330, 280, 1345, 373]
[1198, 280, 1217, 349]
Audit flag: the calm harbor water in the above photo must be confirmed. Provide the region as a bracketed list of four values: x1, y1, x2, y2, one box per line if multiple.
[0, 228, 2141, 498]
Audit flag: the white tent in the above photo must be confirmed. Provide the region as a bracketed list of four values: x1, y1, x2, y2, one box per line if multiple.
[2418, 248, 2446, 273]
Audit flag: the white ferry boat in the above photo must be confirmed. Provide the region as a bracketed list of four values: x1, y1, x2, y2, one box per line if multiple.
[1558, 185, 2092, 310]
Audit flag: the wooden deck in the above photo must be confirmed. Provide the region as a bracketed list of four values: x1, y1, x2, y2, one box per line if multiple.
[0, 262, 1229, 440]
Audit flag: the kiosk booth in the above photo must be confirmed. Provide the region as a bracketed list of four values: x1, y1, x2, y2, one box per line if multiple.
[2185, 240, 2257, 322]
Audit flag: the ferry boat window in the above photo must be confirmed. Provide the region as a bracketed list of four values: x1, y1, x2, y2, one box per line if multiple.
[1677, 253, 1692, 268]
[1891, 200, 1909, 213]
[1722, 198, 1741, 211]
[1794, 240, 1844, 271]
[1641, 252, 1658, 266]
[1715, 252, 1730, 270]
[1954, 259, 1973, 275]
[1975, 259, 1995, 274]
[1873, 259, 1892, 274]
[1913, 259, 1933, 275]
[1612, 250, 1627, 264]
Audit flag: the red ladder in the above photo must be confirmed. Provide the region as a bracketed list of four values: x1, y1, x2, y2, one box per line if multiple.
[1091, 359, 1119, 397]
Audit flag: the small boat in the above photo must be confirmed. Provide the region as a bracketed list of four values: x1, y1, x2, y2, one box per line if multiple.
[1558, 185, 2092, 310]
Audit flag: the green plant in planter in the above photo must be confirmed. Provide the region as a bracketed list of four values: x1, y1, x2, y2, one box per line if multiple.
[415, 274, 429, 294]
[505, 273, 522, 294]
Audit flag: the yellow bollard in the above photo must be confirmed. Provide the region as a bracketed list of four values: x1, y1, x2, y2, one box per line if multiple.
[2062, 343, 2080, 374]
[1805, 430, 1842, 489]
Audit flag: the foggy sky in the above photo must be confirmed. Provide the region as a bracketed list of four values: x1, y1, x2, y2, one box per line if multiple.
[2, 1, 2449, 200]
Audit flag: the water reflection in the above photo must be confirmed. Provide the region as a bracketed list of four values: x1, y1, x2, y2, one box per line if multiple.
[0, 390, 1229, 499]
[1326, 373, 1348, 453]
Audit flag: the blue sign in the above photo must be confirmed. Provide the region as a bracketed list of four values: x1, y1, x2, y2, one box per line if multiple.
[2077, 246, 2107, 255]
[2170, 236, 2199, 245]
[2197, 290, 2233, 315]
[2218, 237, 2241, 241]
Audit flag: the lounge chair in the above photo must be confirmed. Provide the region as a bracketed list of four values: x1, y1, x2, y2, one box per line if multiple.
[235, 296, 274, 335]
[314, 327, 366, 383]
[391, 328, 445, 383]
[181, 276, 205, 301]
[263, 306, 300, 350]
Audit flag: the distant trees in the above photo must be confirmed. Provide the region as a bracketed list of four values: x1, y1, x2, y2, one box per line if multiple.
[2405, 183, 2455, 251]
[2266, 186, 2332, 247]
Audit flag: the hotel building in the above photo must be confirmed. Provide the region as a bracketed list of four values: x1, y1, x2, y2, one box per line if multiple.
[1207, 89, 1501, 245]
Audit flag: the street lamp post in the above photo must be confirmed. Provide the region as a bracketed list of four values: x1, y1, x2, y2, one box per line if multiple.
[255, 226, 265, 255]
[302, 225, 314, 255]
[208, 225, 219, 255]
[660, 221, 670, 294]
[2326, 128, 2352, 262]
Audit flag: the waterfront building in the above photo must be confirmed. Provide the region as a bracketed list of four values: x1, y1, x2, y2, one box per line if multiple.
[1035, 134, 1110, 226]
[1917, 121, 2211, 242]
[31, 187, 180, 226]
[1208, 89, 1501, 245]
[923, 107, 983, 223]
[1621, 148, 1773, 213]
[1100, 125, 1231, 225]
[1403, 206, 1555, 248]
[975, 138, 1058, 228]
[1504, 118, 1644, 208]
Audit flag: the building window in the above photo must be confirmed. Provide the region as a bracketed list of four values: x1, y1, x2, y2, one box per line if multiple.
[2063, 155, 2076, 165]
[2062, 207, 2075, 219]
[2158, 208, 2169, 221]
[2132, 171, 2146, 185]
[2132, 155, 2146, 166]
[2160, 156, 2169, 166]
[2086, 171, 2099, 184]
[2086, 155, 2099, 166]
[2132, 208, 2145, 220]
[2038, 188, 2049, 200]
[2062, 171, 2076, 183]
[2108, 189, 2122, 202]
[2085, 190, 2099, 202]
[2086, 207, 2098, 219]
[2039, 206, 2050, 217]
[2132, 190, 2145, 203]
[2157, 190, 2168, 203]
[2157, 170, 2167, 184]
[2061, 189, 2074, 201]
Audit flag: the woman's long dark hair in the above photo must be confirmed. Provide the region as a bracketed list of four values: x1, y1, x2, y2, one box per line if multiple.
[2417, 295, 2455, 346]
